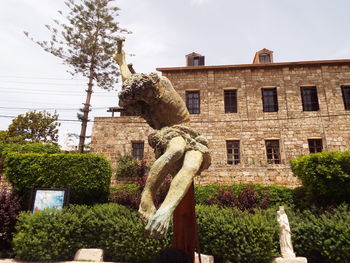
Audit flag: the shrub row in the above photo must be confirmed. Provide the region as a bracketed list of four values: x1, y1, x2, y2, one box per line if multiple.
[111, 182, 296, 211]
[291, 150, 350, 206]
[0, 143, 61, 172]
[4, 153, 112, 205]
[13, 204, 171, 262]
[12, 203, 350, 263]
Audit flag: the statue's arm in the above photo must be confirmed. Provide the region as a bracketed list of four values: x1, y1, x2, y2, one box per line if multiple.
[114, 50, 132, 82]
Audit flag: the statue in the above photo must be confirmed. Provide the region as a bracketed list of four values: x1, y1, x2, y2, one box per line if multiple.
[113, 43, 211, 239]
[272, 206, 307, 263]
[277, 206, 295, 258]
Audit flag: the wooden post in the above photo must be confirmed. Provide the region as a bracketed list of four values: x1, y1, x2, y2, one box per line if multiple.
[172, 182, 197, 263]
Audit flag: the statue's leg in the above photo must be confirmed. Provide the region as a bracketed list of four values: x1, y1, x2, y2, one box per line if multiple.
[139, 136, 186, 221]
[145, 150, 203, 238]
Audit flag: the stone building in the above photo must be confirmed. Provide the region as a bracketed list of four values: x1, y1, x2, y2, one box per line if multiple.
[91, 49, 350, 187]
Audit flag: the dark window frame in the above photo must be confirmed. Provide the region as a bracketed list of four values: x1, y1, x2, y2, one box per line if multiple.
[226, 140, 240, 165]
[265, 140, 281, 164]
[308, 139, 323, 153]
[262, 88, 278, 112]
[224, 89, 238, 113]
[186, 90, 200, 114]
[301, 86, 319, 111]
[132, 141, 144, 160]
[341, 85, 350, 110]
[259, 53, 271, 63]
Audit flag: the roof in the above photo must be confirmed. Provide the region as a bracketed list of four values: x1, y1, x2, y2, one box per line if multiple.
[156, 59, 350, 72]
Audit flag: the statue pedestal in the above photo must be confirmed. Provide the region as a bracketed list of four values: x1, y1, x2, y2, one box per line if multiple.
[272, 257, 307, 263]
[172, 182, 197, 263]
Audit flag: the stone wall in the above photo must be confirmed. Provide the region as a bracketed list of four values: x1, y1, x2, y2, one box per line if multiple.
[91, 62, 350, 187]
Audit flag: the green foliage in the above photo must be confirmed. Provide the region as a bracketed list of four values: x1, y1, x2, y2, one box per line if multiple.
[0, 131, 25, 145]
[24, 0, 129, 90]
[7, 111, 60, 143]
[13, 204, 171, 262]
[116, 154, 148, 178]
[0, 143, 61, 156]
[194, 184, 295, 208]
[290, 204, 350, 263]
[12, 204, 350, 263]
[197, 205, 279, 263]
[4, 153, 111, 205]
[0, 142, 61, 173]
[291, 151, 350, 205]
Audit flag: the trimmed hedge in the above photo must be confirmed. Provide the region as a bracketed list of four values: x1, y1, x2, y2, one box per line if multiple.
[111, 183, 296, 210]
[290, 204, 350, 263]
[4, 153, 112, 205]
[291, 151, 350, 205]
[0, 143, 61, 172]
[197, 205, 279, 263]
[13, 204, 171, 262]
[12, 204, 350, 263]
[0, 143, 61, 155]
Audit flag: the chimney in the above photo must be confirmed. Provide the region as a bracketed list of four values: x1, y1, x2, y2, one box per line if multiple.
[186, 52, 205, 66]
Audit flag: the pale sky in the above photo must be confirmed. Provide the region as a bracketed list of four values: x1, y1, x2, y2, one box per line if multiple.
[1, 0, 350, 145]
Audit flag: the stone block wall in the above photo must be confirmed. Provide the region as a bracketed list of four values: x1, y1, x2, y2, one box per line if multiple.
[91, 62, 350, 187]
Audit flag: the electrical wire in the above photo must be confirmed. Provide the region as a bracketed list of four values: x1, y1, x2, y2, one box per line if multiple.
[1, 112, 350, 124]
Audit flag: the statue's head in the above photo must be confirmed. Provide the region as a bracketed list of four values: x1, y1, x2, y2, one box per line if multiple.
[118, 73, 161, 108]
[279, 206, 285, 213]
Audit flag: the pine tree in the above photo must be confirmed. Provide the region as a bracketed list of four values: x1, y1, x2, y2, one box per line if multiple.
[25, 0, 129, 152]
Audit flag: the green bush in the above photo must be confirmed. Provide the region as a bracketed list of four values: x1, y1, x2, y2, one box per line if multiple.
[197, 205, 279, 263]
[13, 204, 171, 262]
[0, 142, 61, 172]
[290, 204, 350, 263]
[291, 151, 350, 205]
[12, 203, 350, 263]
[194, 184, 295, 208]
[111, 183, 295, 210]
[0, 143, 61, 155]
[4, 153, 111, 205]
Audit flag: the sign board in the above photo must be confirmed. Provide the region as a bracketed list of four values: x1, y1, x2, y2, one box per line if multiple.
[31, 188, 69, 213]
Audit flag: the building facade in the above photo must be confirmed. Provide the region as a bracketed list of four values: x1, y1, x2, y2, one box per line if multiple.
[91, 49, 350, 187]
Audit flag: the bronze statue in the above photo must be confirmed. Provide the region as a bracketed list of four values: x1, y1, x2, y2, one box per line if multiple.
[114, 45, 211, 238]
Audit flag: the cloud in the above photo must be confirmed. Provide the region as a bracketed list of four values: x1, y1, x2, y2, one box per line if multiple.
[190, 0, 212, 6]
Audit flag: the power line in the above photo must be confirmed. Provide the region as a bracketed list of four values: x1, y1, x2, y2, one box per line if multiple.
[0, 80, 87, 86]
[0, 86, 118, 94]
[1, 112, 350, 124]
[0, 106, 110, 110]
[0, 75, 85, 81]
[0, 90, 114, 97]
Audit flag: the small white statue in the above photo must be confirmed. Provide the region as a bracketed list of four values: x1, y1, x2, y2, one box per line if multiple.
[277, 206, 296, 258]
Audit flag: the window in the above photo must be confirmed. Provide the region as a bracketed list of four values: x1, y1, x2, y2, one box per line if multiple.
[262, 88, 278, 112]
[186, 91, 200, 114]
[224, 90, 238, 113]
[341, 86, 350, 110]
[226, 140, 240, 165]
[259, 53, 271, 63]
[265, 140, 280, 164]
[132, 141, 144, 160]
[188, 56, 205, 66]
[301, 87, 319, 111]
[308, 139, 323, 153]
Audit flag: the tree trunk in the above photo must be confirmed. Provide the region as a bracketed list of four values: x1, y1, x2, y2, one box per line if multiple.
[78, 73, 94, 153]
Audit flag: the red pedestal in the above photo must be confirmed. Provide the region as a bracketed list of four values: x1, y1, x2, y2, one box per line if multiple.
[172, 182, 197, 263]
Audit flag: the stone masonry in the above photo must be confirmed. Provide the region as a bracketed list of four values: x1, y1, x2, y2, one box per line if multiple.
[91, 52, 350, 187]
